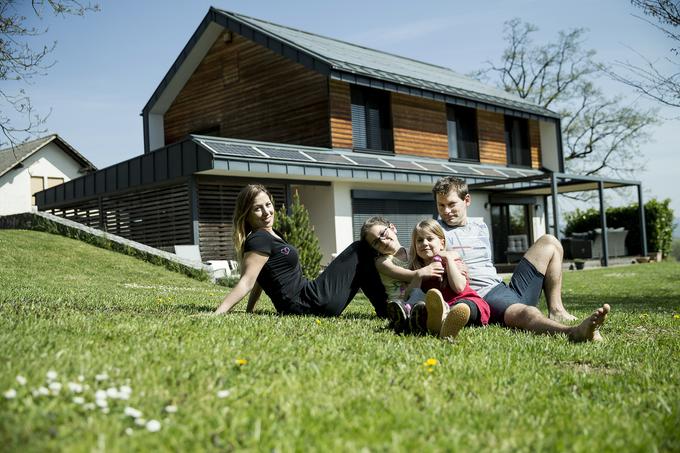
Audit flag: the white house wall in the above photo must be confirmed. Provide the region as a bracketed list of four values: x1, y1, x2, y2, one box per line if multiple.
[293, 184, 336, 264]
[539, 120, 560, 172]
[0, 143, 85, 215]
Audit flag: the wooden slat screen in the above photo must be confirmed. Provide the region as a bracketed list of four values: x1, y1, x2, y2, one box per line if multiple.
[49, 199, 101, 228]
[197, 180, 286, 261]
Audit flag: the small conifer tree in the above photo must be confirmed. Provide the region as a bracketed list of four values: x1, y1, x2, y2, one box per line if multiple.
[274, 190, 323, 279]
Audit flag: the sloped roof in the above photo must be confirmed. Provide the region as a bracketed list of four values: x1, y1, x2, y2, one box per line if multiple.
[143, 8, 559, 120]
[0, 135, 96, 178]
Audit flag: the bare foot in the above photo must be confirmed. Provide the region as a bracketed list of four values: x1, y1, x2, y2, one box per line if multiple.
[549, 309, 577, 323]
[568, 304, 610, 342]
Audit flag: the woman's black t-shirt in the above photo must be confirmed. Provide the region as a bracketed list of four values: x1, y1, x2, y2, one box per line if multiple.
[244, 229, 310, 314]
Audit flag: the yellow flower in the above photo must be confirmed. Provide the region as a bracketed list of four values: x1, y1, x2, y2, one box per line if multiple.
[315, 319, 321, 325]
[673, 314, 680, 319]
[234, 358, 248, 366]
[424, 358, 439, 367]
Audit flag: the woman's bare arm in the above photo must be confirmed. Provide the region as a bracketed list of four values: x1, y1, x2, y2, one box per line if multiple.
[215, 252, 268, 314]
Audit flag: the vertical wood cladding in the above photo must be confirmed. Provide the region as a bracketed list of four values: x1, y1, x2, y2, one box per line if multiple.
[478, 110, 507, 165]
[164, 32, 330, 148]
[391, 93, 449, 158]
[329, 80, 353, 149]
[529, 119, 542, 168]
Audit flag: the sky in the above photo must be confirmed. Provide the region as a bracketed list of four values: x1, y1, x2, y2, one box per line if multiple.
[9, 0, 680, 218]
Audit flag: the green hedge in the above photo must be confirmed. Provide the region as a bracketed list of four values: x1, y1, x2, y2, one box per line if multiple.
[564, 198, 675, 258]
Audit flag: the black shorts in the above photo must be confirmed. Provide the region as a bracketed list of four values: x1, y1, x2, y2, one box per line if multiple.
[484, 258, 544, 324]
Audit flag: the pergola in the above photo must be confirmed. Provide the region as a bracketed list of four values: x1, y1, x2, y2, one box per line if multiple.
[470, 171, 647, 267]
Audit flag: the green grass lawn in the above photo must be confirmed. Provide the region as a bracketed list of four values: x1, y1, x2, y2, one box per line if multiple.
[1, 230, 679, 452]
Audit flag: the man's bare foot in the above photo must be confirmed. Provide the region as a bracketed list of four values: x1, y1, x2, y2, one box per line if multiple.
[568, 304, 610, 342]
[549, 309, 577, 323]
[592, 329, 604, 342]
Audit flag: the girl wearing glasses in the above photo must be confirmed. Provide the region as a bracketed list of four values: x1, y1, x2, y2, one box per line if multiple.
[215, 184, 387, 317]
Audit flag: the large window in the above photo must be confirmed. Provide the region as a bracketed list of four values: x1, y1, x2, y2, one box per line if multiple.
[447, 105, 479, 161]
[350, 86, 393, 152]
[490, 203, 532, 263]
[504, 115, 531, 167]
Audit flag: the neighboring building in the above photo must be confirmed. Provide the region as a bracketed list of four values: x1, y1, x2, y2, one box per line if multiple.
[1, 135, 95, 216]
[35, 8, 645, 265]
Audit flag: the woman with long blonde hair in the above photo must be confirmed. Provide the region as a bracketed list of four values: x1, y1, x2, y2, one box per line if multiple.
[215, 184, 387, 316]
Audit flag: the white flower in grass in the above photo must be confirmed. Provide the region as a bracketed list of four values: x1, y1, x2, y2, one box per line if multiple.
[119, 385, 132, 397]
[95, 398, 108, 408]
[16, 375, 27, 386]
[94, 390, 107, 401]
[106, 387, 119, 399]
[164, 405, 177, 413]
[124, 406, 143, 419]
[146, 419, 161, 432]
[48, 382, 62, 394]
[4, 389, 16, 399]
[83, 402, 95, 410]
[72, 396, 85, 405]
[216, 389, 231, 398]
[77, 375, 85, 382]
[37, 386, 50, 396]
[67, 382, 83, 393]
[125, 428, 134, 436]
[135, 418, 147, 427]
[46, 370, 58, 381]
[95, 373, 109, 382]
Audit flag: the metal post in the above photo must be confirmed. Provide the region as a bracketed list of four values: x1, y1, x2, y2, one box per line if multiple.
[598, 181, 609, 267]
[550, 173, 560, 238]
[638, 184, 648, 256]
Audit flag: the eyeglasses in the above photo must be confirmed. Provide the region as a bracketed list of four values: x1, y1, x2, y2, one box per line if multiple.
[371, 227, 390, 249]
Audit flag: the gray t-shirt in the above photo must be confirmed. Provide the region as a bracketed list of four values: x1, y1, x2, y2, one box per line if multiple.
[439, 218, 502, 298]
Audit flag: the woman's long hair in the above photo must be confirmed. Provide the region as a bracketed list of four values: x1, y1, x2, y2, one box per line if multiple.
[232, 184, 274, 264]
[408, 218, 446, 270]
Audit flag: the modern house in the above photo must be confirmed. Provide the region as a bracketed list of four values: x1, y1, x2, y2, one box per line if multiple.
[1, 135, 95, 216]
[35, 8, 646, 266]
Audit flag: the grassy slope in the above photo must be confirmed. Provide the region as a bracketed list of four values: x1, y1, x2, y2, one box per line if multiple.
[1, 230, 679, 452]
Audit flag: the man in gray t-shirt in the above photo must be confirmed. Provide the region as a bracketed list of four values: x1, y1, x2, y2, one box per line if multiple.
[432, 176, 609, 342]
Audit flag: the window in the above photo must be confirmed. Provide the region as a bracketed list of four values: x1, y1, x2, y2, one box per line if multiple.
[505, 115, 531, 166]
[47, 177, 64, 188]
[31, 176, 44, 206]
[490, 203, 532, 263]
[350, 86, 393, 152]
[447, 105, 479, 161]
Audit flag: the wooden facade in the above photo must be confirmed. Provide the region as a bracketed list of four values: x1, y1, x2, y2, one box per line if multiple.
[391, 93, 448, 159]
[477, 110, 507, 165]
[164, 32, 331, 148]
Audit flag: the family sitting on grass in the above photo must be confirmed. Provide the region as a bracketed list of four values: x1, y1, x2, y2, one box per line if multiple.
[215, 177, 609, 343]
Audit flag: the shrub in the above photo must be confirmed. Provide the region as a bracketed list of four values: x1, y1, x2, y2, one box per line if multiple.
[274, 191, 322, 279]
[672, 239, 680, 262]
[564, 198, 675, 258]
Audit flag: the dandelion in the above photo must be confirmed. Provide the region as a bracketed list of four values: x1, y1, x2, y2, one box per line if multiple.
[67, 382, 83, 393]
[72, 396, 85, 405]
[4, 389, 16, 399]
[674, 314, 680, 319]
[164, 405, 178, 413]
[16, 375, 27, 386]
[95, 373, 109, 382]
[48, 382, 62, 394]
[125, 428, 134, 436]
[234, 358, 248, 366]
[146, 419, 161, 432]
[315, 319, 321, 325]
[217, 389, 231, 398]
[424, 358, 439, 367]
[46, 370, 58, 381]
[124, 406, 143, 419]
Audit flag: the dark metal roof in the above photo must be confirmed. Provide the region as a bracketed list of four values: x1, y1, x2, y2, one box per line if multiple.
[36, 135, 545, 209]
[0, 134, 96, 178]
[142, 8, 559, 122]
[469, 172, 641, 195]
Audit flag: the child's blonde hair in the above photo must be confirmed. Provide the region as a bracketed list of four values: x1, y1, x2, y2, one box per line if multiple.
[408, 218, 446, 270]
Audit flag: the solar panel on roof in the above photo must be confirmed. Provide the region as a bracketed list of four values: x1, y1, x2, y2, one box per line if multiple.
[347, 155, 387, 167]
[474, 167, 505, 177]
[256, 147, 314, 161]
[383, 159, 424, 170]
[304, 151, 353, 165]
[203, 142, 264, 158]
[417, 162, 454, 173]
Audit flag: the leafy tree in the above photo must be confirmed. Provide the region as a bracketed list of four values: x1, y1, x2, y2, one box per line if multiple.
[476, 19, 659, 180]
[274, 190, 322, 279]
[606, 0, 680, 107]
[1, 0, 99, 149]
